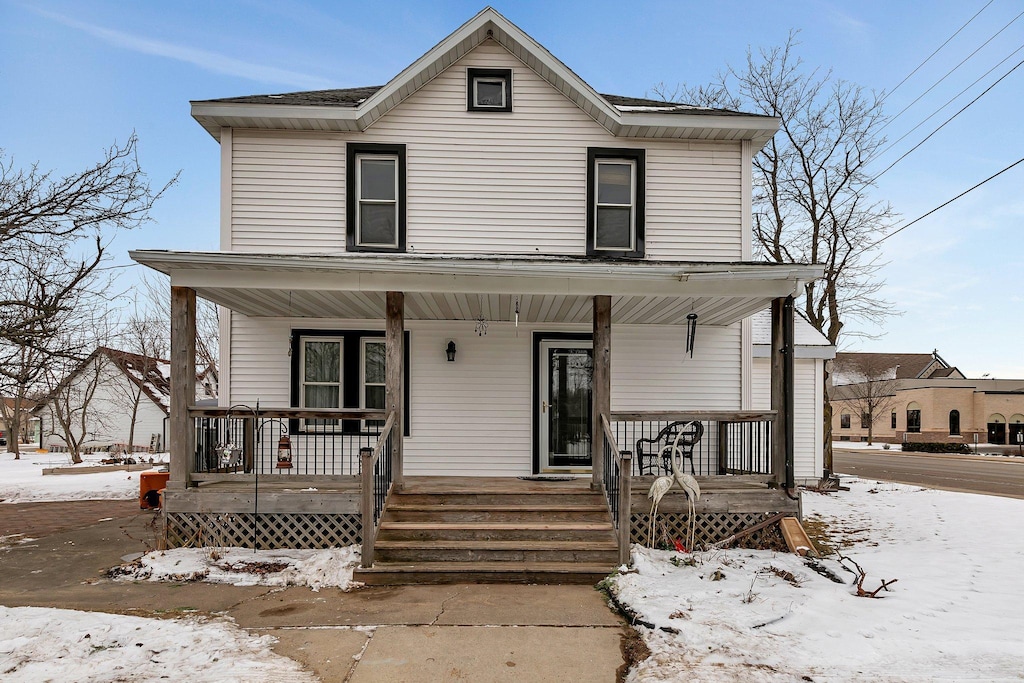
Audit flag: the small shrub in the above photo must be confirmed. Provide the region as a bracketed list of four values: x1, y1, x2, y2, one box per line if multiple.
[902, 442, 971, 454]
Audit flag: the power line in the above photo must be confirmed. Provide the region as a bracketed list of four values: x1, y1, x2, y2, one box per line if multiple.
[871, 57, 1024, 182]
[880, 8, 1024, 132]
[882, 0, 995, 103]
[878, 41, 1024, 160]
[866, 155, 1024, 250]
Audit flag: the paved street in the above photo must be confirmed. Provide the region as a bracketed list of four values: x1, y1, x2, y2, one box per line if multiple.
[834, 448, 1024, 499]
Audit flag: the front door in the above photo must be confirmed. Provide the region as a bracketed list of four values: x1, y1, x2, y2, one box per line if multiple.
[988, 422, 1006, 445]
[538, 340, 593, 472]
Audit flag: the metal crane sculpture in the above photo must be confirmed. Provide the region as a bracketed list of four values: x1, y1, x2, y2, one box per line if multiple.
[670, 426, 702, 551]
[646, 473, 674, 548]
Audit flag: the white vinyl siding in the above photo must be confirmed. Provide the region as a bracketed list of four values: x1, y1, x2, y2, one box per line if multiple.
[229, 41, 742, 260]
[752, 356, 823, 482]
[229, 314, 742, 476]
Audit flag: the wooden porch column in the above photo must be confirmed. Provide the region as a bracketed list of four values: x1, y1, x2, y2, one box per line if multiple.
[169, 286, 197, 490]
[386, 291, 405, 491]
[591, 295, 611, 489]
[770, 296, 795, 487]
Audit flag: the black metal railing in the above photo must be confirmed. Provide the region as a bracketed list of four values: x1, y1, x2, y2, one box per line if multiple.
[361, 411, 396, 567]
[601, 414, 632, 565]
[190, 407, 388, 477]
[610, 411, 776, 478]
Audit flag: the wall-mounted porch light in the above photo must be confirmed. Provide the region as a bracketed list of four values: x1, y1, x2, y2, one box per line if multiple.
[446, 340, 457, 362]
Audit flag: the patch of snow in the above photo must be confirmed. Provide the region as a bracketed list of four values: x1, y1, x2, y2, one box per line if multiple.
[612, 478, 1024, 681]
[0, 452, 138, 503]
[111, 546, 362, 592]
[0, 605, 314, 682]
[832, 441, 904, 451]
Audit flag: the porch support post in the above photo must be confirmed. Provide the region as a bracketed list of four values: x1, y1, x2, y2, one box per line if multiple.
[169, 286, 197, 490]
[770, 296, 795, 488]
[386, 291, 405, 491]
[592, 295, 611, 490]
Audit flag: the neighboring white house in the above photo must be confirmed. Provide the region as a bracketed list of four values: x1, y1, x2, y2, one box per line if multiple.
[41, 347, 171, 452]
[751, 311, 835, 484]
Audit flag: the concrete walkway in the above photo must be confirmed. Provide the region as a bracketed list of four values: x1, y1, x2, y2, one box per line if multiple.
[0, 503, 629, 682]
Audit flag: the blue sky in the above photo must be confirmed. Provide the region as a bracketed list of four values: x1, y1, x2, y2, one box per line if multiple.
[2, 1, 1022, 377]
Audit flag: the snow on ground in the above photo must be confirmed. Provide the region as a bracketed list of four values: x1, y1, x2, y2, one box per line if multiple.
[0, 605, 315, 682]
[612, 478, 1024, 682]
[111, 546, 362, 592]
[831, 441, 903, 451]
[0, 451, 147, 503]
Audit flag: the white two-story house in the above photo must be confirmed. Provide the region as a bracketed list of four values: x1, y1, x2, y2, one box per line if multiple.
[132, 8, 827, 583]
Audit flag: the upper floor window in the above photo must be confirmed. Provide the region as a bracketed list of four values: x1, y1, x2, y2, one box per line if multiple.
[587, 148, 645, 258]
[949, 409, 961, 436]
[347, 143, 406, 252]
[840, 413, 851, 429]
[467, 68, 512, 111]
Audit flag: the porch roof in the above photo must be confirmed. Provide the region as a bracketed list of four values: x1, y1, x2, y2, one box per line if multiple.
[130, 250, 824, 326]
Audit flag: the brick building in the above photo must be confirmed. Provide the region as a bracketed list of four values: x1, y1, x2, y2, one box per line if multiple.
[830, 351, 1024, 446]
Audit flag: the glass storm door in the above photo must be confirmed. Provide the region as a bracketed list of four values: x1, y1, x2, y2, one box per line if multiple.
[539, 341, 593, 471]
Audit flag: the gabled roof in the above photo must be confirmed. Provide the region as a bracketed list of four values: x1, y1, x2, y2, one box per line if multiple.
[750, 309, 835, 359]
[832, 352, 951, 380]
[100, 347, 172, 414]
[191, 7, 779, 146]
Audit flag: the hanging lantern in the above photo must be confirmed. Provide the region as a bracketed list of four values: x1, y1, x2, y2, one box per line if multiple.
[685, 312, 698, 358]
[276, 433, 293, 469]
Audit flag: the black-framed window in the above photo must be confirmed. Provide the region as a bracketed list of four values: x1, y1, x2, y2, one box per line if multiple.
[891, 412, 897, 429]
[861, 412, 870, 429]
[949, 409, 961, 436]
[840, 413, 850, 429]
[587, 147, 645, 258]
[346, 143, 406, 252]
[907, 409, 921, 433]
[467, 67, 512, 111]
[290, 329, 410, 435]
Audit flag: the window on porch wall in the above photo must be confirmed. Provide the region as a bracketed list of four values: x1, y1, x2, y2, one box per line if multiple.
[301, 338, 343, 430]
[361, 339, 386, 430]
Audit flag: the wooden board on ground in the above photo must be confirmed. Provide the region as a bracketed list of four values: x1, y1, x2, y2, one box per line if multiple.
[779, 516, 818, 557]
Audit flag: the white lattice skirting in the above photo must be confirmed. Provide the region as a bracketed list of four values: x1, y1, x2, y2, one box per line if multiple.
[165, 512, 362, 549]
[631, 512, 773, 547]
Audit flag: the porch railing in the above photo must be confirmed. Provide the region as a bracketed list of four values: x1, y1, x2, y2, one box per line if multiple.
[601, 414, 632, 566]
[360, 411, 396, 568]
[610, 411, 776, 479]
[190, 407, 388, 477]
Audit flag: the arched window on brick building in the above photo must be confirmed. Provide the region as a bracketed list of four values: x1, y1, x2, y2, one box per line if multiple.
[949, 410, 960, 436]
[907, 402, 921, 433]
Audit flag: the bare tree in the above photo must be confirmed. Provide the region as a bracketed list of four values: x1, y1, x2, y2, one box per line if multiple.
[0, 135, 175, 456]
[108, 307, 169, 453]
[831, 356, 899, 445]
[139, 272, 219, 399]
[656, 33, 899, 475]
[44, 350, 108, 464]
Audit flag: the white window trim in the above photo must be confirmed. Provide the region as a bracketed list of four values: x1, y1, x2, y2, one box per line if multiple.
[300, 336, 344, 432]
[594, 158, 636, 252]
[473, 76, 507, 109]
[355, 154, 399, 248]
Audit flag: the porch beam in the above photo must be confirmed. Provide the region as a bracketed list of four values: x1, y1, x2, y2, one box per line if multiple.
[169, 286, 197, 490]
[592, 295, 611, 489]
[386, 291, 405, 491]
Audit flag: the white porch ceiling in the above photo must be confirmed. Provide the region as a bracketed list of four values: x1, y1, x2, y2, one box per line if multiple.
[130, 251, 824, 327]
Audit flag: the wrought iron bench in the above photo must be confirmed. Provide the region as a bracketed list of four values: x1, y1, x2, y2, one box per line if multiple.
[635, 420, 704, 476]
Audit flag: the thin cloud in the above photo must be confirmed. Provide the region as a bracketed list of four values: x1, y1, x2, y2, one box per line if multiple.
[32, 8, 333, 90]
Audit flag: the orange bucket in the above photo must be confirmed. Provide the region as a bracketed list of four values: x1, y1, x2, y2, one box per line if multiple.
[140, 470, 170, 509]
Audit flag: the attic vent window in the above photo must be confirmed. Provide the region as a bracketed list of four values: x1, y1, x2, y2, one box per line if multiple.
[467, 68, 512, 112]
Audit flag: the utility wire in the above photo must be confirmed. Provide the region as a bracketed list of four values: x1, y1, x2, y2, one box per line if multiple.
[865, 155, 1024, 250]
[880, 8, 1024, 132]
[871, 57, 1024, 182]
[878, 41, 1024, 159]
[882, 0, 994, 103]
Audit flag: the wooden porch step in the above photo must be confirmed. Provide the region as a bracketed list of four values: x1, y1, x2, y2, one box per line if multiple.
[353, 561, 615, 586]
[386, 503, 610, 522]
[373, 539, 619, 564]
[392, 492, 604, 506]
[377, 521, 616, 542]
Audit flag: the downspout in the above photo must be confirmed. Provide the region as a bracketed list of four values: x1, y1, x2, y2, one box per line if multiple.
[783, 295, 795, 491]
